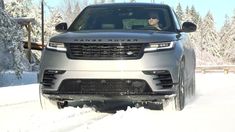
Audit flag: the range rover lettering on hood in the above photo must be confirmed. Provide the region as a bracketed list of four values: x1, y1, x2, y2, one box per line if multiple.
[73, 38, 139, 42]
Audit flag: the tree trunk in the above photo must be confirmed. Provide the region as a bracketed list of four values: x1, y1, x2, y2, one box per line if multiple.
[0, 0, 4, 10]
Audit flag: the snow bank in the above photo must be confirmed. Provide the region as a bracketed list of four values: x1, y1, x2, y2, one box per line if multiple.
[0, 71, 37, 87]
[0, 84, 39, 106]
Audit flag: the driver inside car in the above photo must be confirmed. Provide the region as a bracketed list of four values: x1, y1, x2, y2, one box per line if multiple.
[148, 13, 162, 30]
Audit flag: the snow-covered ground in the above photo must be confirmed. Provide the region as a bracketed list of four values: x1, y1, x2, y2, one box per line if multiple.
[0, 72, 235, 132]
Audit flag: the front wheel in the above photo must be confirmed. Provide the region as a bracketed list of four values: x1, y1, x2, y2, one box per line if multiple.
[175, 61, 186, 111]
[191, 70, 196, 97]
[162, 61, 186, 111]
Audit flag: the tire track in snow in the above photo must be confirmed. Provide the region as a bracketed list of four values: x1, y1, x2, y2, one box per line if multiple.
[0, 102, 111, 132]
[53, 108, 111, 132]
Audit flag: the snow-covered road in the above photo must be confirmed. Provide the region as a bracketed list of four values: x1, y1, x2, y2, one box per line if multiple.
[0, 73, 235, 132]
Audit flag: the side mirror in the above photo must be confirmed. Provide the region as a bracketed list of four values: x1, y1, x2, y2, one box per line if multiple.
[181, 22, 197, 33]
[55, 23, 68, 32]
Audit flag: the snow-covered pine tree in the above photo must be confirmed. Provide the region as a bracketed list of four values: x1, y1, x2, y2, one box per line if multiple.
[175, 3, 184, 22]
[229, 10, 235, 42]
[44, 8, 63, 42]
[0, 8, 29, 78]
[223, 11, 235, 63]
[60, 0, 81, 26]
[178, 4, 200, 65]
[190, 6, 200, 25]
[5, 0, 30, 17]
[185, 6, 203, 65]
[183, 5, 200, 24]
[5, 0, 41, 42]
[185, 6, 192, 21]
[219, 15, 234, 63]
[178, 4, 234, 65]
[199, 11, 222, 64]
[5, 0, 43, 68]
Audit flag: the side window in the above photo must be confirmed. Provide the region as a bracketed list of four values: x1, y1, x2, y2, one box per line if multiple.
[171, 10, 181, 30]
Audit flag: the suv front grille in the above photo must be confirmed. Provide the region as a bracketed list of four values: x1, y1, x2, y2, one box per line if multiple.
[66, 43, 145, 60]
[58, 79, 152, 95]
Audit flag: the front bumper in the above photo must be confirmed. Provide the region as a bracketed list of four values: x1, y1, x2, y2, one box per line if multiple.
[39, 47, 182, 97]
[44, 92, 177, 102]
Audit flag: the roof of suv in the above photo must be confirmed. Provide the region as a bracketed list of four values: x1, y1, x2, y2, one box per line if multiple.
[87, 3, 171, 8]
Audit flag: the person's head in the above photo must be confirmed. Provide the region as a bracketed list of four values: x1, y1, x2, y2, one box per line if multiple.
[148, 12, 160, 26]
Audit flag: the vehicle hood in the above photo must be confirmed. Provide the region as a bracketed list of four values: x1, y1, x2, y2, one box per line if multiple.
[50, 30, 180, 43]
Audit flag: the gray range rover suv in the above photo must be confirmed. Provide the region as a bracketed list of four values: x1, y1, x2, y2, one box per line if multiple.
[39, 3, 196, 111]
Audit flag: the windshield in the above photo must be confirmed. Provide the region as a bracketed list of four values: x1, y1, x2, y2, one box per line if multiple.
[69, 6, 175, 32]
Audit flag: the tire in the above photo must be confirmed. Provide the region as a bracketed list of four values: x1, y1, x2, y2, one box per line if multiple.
[175, 61, 186, 111]
[191, 50, 196, 97]
[191, 71, 196, 97]
[39, 85, 59, 110]
[162, 61, 185, 111]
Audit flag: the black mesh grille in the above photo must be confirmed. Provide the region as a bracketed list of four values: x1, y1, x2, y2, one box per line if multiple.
[66, 43, 145, 60]
[154, 71, 173, 89]
[42, 71, 56, 87]
[143, 70, 173, 89]
[58, 79, 152, 95]
[42, 70, 65, 87]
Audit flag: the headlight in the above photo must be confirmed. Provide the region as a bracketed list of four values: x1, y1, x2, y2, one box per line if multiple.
[144, 41, 175, 52]
[46, 42, 67, 52]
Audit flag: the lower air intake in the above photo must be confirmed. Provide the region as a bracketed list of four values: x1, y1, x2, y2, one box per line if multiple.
[42, 70, 65, 87]
[143, 70, 173, 89]
[58, 79, 152, 95]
